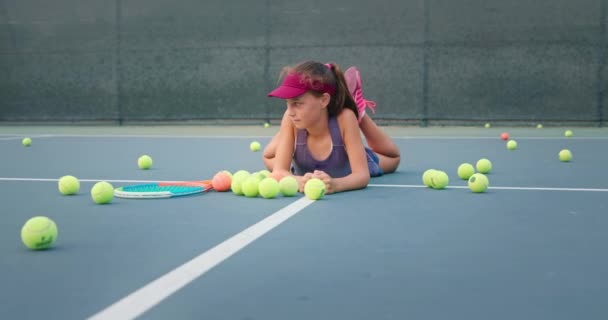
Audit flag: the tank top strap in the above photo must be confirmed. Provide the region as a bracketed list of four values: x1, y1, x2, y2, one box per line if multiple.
[328, 115, 344, 147]
[295, 128, 307, 146]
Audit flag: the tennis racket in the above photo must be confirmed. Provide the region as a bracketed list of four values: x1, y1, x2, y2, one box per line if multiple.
[114, 180, 213, 199]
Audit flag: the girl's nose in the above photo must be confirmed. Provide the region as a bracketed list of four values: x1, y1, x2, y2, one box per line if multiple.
[286, 105, 296, 116]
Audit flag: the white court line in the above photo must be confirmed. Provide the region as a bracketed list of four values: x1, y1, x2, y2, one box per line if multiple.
[0, 133, 607, 140]
[1, 133, 275, 139]
[0, 177, 161, 184]
[369, 184, 608, 192]
[0, 134, 54, 141]
[1, 178, 607, 192]
[391, 136, 608, 140]
[86, 197, 314, 320]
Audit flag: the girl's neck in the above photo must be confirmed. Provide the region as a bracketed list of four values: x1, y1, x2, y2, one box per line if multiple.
[306, 112, 330, 137]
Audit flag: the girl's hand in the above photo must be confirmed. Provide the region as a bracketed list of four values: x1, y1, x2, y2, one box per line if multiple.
[312, 170, 335, 194]
[270, 170, 290, 182]
[296, 173, 314, 192]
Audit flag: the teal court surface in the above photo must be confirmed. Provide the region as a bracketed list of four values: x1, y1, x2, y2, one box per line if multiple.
[1, 126, 607, 320]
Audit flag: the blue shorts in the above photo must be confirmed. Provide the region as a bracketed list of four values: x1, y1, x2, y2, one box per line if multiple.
[365, 147, 384, 177]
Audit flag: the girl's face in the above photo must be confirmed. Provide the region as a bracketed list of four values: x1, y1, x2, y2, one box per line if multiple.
[285, 92, 330, 129]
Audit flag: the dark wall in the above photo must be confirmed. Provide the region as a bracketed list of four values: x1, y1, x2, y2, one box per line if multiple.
[1, 0, 606, 125]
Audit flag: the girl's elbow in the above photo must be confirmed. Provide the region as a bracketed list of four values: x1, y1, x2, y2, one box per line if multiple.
[360, 173, 371, 189]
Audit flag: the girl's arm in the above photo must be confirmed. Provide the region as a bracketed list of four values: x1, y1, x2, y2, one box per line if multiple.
[313, 109, 370, 194]
[270, 111, 314, 191]
[271, 110, 296, 179]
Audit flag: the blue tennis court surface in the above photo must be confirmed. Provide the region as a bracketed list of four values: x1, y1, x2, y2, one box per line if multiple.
[1, 126, 607, 320]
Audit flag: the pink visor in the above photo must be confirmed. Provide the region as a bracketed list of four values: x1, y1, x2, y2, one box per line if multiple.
[268, 73, 336, 99]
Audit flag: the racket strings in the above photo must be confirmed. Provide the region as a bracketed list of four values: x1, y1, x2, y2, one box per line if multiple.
[114, 180, 213, 199]
[122, 184, 204, 194]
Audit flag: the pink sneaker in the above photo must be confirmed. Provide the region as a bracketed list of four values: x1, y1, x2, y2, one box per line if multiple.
[345, 66, 376, 122]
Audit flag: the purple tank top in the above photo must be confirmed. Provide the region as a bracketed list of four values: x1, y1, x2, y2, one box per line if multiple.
[292, 116, 384, 178]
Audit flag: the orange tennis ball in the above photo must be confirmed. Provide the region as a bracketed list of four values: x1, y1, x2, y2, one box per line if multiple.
[212, 172, 232, 192]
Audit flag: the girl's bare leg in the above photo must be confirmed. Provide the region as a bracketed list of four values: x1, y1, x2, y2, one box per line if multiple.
[359, 115, 400, 173]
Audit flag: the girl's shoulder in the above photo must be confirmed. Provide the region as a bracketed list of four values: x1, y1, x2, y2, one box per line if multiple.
[336, 107, 358, 123]
[336, 108, 359, 137]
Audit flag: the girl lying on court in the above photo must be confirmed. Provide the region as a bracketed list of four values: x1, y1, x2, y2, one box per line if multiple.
[263, 61, 401, 194]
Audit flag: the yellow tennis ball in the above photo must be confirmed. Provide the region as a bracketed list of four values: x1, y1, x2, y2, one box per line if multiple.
[22, 137, 32, 147]
[484, 123, 491, 128]
[564, 130, 573, 137]
[476, 158, 492, 174]
[230, 170, 251, 195]
[430, 171, 449, 189]
[559, 149, 572, 162]
[257, 169, 271, 178]
[264, 122, 270, 128]
[468, 173, 489, 193]
[507, 140, 518, 150]
[21, 216, 57, 250]
[58, 175, 80, 195]
[250, 141, 261, 152]
[91, 181, 114, 204]
[457, 163, 475, 180]
[138, 155, 153, 169]
[279, 176, 298, 196]
[259, 178, 280, 199]
[242, 176, 260, 197]
[250, 172, 266, 182]
[536, 124, 543, 129]
[304, 178, 325, 200]
[233, 170, 250, 178]
[422, 169, 438, 187]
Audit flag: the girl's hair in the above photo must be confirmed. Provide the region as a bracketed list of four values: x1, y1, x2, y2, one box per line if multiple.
[278, 61, 358, 118]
